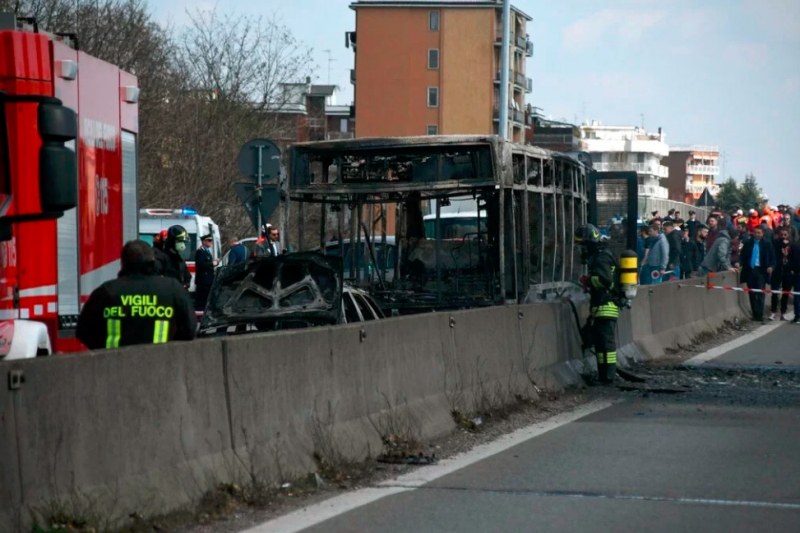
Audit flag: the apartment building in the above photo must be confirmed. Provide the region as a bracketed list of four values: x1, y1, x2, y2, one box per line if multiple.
[578, 121, 670, 199]
[529, 115, 579, 152]
[348, 0, 533, 142]
[268, 83, 354, 145]
[663, 146, 721, 204]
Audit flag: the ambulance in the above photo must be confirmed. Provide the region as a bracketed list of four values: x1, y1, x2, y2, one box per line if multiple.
[138, 207, 221, 291]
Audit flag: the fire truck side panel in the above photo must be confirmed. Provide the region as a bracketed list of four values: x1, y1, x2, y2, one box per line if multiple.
[78, 51, 125, 300]
[1, 29, 138, 354]
[52, 40, 81, 349]
[119, 70, 139, 246]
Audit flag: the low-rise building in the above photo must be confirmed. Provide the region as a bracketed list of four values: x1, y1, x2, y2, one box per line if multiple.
[664, 146, 720, 204]
[578, 121, 669, 199]
[269, 82, 354, 145]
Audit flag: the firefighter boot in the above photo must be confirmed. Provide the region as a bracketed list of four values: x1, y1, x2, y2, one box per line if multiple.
[605, 363, 617, 384]
[597, 353, 613, 384]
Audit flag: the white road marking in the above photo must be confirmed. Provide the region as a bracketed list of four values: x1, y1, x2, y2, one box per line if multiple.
[684, 322, 784, 366]
[242, 400, 615, 533]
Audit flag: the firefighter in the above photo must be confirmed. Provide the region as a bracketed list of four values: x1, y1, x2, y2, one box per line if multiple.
[155, 224, 192, 289]
[152, 228, 168, 251]
[77, 240, 196, 349]
[576, 224, 621, 384]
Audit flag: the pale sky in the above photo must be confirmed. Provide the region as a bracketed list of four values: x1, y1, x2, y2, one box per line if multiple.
[151, 0, 800, 205]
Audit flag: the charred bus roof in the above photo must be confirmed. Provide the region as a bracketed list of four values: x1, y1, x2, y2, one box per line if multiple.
[288, 135, 555, 201]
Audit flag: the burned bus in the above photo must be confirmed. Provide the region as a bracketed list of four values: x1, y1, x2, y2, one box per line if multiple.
[287, 135, 589, 314]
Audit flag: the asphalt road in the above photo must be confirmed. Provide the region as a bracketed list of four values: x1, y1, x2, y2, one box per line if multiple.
[249, 323, 800, 533]
[710, 321, 800, 366]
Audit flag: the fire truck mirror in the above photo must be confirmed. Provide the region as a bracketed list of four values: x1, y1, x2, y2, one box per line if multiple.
[38, 101, 77, 212]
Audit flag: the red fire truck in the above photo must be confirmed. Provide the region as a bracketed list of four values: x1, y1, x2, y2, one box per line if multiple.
[0, 14, 139, 357]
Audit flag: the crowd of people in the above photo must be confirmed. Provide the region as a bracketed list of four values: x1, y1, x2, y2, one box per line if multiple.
[637, 203, 800, 324]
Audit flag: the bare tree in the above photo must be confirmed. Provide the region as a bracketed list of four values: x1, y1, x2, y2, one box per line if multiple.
[143, 7, 314, 240]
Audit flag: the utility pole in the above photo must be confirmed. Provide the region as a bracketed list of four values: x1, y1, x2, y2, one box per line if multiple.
[498, 0, 511, 140]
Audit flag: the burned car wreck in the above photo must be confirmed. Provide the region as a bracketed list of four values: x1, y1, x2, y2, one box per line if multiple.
[198, 252, 343, 335]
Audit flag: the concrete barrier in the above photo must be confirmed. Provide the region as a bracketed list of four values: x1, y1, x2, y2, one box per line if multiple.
[618, 271, 746, 362]
[0, 273, 747, 530]
[0, 339, 232, 527]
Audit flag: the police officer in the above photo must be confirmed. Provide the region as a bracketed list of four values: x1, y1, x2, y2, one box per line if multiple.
[77, 240, 196, 349]
[194, 233, 216, 311]
[576, 224, 621, 384]
[155, 224, 192, 289]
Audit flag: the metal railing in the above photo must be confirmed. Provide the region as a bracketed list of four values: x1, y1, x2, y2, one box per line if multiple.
[593, 162, 669, 178]
[686, 164, 719, 175]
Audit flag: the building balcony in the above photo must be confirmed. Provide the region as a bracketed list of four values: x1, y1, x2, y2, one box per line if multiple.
[592, 161, 669, 178]
[638, 184, 669, 199]
[686, 164, 720, 176]
[514, 72, 527, 89]
[579, 138, 669, 157]
[492, 107, 525, 125]
[672, 145, 719, 154]
[533, 133, 578, 147]
[515, 34, 527, 49]
[687, 182, 719, 195]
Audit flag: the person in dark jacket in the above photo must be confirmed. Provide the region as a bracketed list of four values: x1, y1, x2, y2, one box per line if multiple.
[156, 225, 192, 289]
[769, 227, 796, 321]
[684, 210, 700, 240]
[740, 226, 776, 322]
[194, 233, 217, 311]
[679, 225, 693, 279]
[729, 218, 748, 269]
[789, 238, 800, 324]
[687, 224, 708, 276]
[253, 224, 282, 258]
[226, 238, 248, 265]
[663, 220, 682, 280]
[704, 214, 721, 252]
[576, 224, 620, 384]
[77, 240, 196, 349]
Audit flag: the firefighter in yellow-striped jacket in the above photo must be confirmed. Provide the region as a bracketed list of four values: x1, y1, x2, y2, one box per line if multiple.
[576, 224, 620, 384]
[77, 240, 196, 350]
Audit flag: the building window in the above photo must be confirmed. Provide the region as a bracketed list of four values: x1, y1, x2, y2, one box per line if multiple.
[428, 48, 439, 69]
[427, 125, 438, 135]
[339, 118, 348, 133]
[429, 10, 439, 31]
[427, 87, 439, 107]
